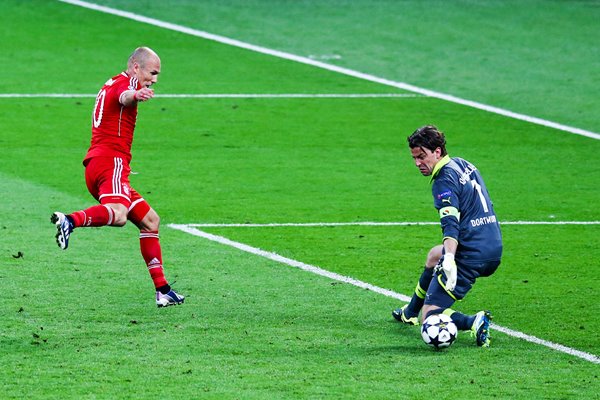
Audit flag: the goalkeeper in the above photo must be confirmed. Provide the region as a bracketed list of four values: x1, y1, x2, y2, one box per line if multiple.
[393, 125, 503, 347]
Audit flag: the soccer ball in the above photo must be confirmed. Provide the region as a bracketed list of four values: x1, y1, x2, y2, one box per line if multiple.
[421, 313, 458, 349]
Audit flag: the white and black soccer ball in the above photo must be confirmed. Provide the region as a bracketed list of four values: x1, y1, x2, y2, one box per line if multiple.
[421, 313, 458, 349]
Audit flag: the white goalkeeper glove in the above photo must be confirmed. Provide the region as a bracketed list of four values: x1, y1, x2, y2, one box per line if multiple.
[441, 253, 457, 292]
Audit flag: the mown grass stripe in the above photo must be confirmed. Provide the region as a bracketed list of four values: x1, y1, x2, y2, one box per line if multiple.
[58, 0, 600, 140]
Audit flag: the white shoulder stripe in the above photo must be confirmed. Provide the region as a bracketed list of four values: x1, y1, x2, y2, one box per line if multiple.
[129, 77, 138, 90]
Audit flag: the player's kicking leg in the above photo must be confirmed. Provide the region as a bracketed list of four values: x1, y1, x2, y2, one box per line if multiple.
[51, 204, 119, 250]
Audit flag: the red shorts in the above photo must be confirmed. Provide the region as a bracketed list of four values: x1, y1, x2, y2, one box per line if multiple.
[84, 156, 150, 222]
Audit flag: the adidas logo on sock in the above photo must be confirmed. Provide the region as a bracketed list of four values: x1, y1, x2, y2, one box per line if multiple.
[148, 257, 162, 269]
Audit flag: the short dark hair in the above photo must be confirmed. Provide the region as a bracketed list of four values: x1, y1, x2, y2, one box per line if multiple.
[407, 125, 447, 156]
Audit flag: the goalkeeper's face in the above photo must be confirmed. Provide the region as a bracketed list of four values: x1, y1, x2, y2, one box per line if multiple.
[410, 146, 442, 176]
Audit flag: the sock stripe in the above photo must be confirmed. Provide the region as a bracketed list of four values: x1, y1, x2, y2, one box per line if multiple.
[140, 232, 160, 239]
[415, 283, 427, 299]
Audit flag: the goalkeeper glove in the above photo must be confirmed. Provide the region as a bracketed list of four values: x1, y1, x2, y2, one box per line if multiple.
[441, 253, 457, 292]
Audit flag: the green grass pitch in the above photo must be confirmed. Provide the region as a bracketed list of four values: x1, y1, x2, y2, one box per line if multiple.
[1, 1, 599, 399]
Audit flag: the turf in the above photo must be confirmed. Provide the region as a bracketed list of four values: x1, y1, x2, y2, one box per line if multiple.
[1, 1, 599, 399]
[90, 0, 600, 133]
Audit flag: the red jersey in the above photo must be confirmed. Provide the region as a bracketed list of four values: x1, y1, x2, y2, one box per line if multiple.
[84, 72, 140, 164]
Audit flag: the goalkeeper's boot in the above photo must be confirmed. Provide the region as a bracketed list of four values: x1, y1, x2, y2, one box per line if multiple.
[471, 310, 492, 347]
[51, 212, 73, 250]
[156, 289, 185, 308]
[392, 304, 419, 326]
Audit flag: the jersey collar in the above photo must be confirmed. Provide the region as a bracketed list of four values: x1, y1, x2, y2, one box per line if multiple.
[430, 155, 451, 183]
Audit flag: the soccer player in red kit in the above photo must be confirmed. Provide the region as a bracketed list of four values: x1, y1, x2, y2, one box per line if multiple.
[51, 47, 184, 307]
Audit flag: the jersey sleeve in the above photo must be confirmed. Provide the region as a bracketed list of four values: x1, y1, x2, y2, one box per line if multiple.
[111, 75, 139, 106]
[432, 172, 461, 243]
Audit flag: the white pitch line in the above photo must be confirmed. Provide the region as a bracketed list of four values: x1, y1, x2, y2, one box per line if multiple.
[168, 223, 600, 365]
[185, 220, 600, 228]
[501, 221, 600, 225]
[492, 325, 600, 365]
[0, 94, 95, 98]
[187, 222, 438, 228]
[57, 0, 600, 141]
[168, 223, 411, 303]
[0, 93, 419, 99]
[160, 93, 419, 98]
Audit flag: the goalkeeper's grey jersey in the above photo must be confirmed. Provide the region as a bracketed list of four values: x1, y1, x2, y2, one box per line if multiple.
[431, 156, 503, 266]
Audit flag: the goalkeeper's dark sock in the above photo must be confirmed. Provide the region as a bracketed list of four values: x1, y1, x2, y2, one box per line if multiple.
[444, 309, 476, 331]
[405, 266, 434, 317]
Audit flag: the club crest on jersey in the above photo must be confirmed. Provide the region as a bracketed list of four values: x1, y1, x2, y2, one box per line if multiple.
[122, 184, 130, 196]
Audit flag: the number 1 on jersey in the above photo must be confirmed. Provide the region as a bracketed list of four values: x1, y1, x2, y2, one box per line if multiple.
[470, 180, 489, 213]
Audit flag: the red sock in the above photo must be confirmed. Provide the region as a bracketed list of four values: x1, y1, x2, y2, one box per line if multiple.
[140, 231, 168, 289]
[69, 205, 114, 227]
